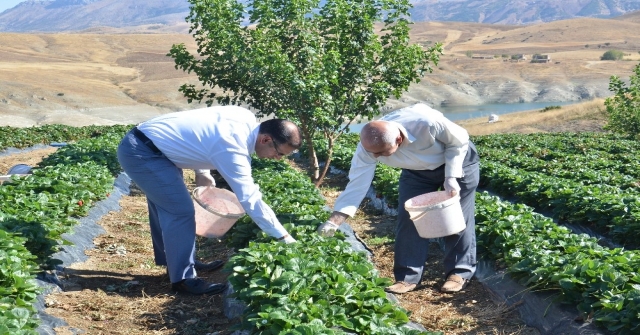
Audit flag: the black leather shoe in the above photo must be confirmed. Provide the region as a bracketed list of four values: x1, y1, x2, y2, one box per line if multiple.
[171, 278, 227, 295]
[194, 260, 224, 272]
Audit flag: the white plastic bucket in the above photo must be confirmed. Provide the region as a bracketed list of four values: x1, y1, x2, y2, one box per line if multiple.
[404, 191, 466, 238]
[192, 186, 245, 238]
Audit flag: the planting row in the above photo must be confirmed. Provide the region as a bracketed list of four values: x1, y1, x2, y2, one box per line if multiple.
[480, 147, 639, 189]
[0, 127, 127, 334]
[475, 192, 640, 334]
[473, 132, 640, 157]
[474, 132, 640, 248]
[480, 160, 640, 247]
[0, 126, 440, 335]
[225, 159, 440, 334]
[318, 131, 640, 333]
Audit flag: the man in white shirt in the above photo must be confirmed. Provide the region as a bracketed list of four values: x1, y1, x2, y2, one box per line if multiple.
[317, 103, 479, 294]
[117, 105, 300, 295]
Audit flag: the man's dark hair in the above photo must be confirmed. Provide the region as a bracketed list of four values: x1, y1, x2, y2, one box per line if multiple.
[259, 119, 302, 149]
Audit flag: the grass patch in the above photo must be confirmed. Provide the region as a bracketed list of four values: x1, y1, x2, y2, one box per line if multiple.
[366, 235, 394, 246]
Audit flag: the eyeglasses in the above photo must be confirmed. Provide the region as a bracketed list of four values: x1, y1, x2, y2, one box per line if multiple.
[272, 140, 287, 157]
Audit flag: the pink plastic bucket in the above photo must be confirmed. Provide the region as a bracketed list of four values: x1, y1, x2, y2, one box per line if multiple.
[404, 191, 465, 238]
[192, 186, 245, 238]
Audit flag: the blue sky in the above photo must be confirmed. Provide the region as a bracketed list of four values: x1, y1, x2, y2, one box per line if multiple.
[0, 0, 25, 13]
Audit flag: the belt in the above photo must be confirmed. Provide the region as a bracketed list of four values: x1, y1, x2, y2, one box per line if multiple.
[131, 127, 161, 154]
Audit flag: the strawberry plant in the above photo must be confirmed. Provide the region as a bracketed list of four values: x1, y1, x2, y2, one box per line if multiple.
[224, 158, 440, 334]
[322, 130, 640, 333]
[0, 125, 127, 333]
[0, 230, 41, 334]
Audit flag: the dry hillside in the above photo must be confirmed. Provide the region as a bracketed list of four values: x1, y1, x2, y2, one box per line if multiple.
[614, 9, 640, 23]
[1, 17, 639, 127]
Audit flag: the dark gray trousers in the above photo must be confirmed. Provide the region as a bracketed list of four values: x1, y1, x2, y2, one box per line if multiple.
[394, 142, 480, 284]
[117, 130, 198, 284]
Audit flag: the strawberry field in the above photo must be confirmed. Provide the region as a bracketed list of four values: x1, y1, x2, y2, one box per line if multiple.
[1, 126, 639, 334]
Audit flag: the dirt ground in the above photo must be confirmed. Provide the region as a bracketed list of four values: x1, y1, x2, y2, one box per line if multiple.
[0, 101, 609, 334]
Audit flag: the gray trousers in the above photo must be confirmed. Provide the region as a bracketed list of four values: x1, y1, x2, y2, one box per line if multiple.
[117, 130, 198, 284]
[394, 142, 480, 284]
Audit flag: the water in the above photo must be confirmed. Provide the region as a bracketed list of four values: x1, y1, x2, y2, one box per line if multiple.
[438, 101, 576, 121]
[348, 101, 576, 132]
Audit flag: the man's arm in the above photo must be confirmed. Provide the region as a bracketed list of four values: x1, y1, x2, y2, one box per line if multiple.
[318, 144, 377, 237]
[214, 152, 292, 240]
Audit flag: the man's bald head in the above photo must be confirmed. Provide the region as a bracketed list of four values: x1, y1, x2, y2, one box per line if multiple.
[361, 121, 399, 147]
[360, 121, 402, 157]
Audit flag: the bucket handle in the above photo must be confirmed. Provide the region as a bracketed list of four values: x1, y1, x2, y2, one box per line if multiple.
[192, 187, 243, 219]
[410, 210, 430, 222]
[407, 193, 461, 222]
[408, 200, 458, 222]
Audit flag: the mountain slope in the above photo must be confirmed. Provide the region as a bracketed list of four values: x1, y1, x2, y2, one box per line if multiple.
[1, 0, 640, 32]
[0, 0, 191, 32]
[410, 0, 640, 24]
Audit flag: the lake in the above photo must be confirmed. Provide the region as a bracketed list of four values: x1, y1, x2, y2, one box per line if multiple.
[347, 101, 577, 133]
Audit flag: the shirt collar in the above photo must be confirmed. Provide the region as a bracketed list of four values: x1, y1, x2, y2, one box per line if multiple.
[391, 121, 415, 145]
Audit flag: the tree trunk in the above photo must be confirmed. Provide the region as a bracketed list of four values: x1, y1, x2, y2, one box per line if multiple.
[314, 136, 335, 187]
[300, 125, 320, 182]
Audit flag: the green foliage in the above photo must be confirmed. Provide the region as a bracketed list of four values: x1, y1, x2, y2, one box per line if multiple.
[169, 0, 442, 184]
[465, 50, 473, 57]
[323, 129, 640, 333]
[0, 124, 130, 150]
[540, 105, 561, 112]
[0, 230, 40, 335]
[226, 159, 330, 249]
[0, 126, 125, 333]
[224, 160, 440, 334]
[475, 193, 640, 334]
[604, 62, 640, 138]
[601, 50, 624, 61]
[223, 155, 440, 334]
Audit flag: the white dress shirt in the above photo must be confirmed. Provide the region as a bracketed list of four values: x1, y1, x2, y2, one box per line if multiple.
[333, 103, 470, 217]
[137, 106, 288, 238]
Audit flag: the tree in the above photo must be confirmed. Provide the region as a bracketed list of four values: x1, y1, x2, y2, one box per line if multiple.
[168, 0, 442, 186]
[604, 62, 640, 139]
[601, 50, 624, 61]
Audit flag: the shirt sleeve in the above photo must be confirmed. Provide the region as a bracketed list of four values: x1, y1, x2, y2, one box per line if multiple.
[214, 152, 289, 239]
[434, 118, 469, 178]
[333, 143, 378, 217]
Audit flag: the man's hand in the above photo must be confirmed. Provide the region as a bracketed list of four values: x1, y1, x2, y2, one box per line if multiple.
[195, 169, 216, 188]
[444, 177, 461, 196]
[317, 221, 339, 237]
[280, 235, 296, 244]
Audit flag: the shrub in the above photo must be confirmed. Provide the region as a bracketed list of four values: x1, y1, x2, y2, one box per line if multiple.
[540, 105, 561, 112]
[601, 50, 624, 61]
[604, 62, 640, 139]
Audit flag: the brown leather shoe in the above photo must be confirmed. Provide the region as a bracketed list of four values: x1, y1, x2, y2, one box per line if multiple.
[385, 281, 417, 294]
[441, 274, 470, 293]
